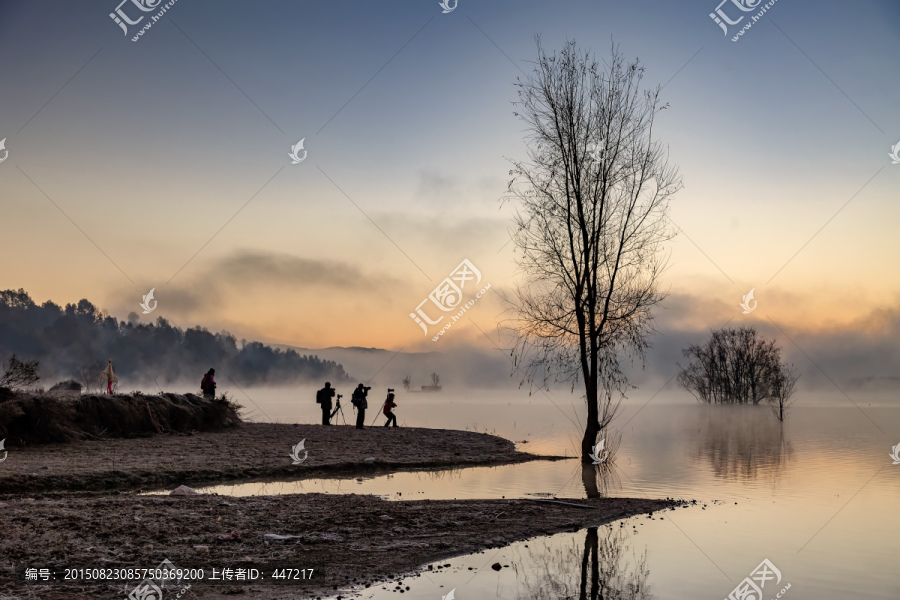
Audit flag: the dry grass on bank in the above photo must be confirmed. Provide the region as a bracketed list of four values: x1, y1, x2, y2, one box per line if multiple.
[0, 390, 241, 445]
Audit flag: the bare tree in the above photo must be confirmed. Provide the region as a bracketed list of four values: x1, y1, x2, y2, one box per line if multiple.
[402, 375, 411, 391]
[0, 354, 40, 389]
[504, 39, 681, 464]
[431, 373, 440, 387]
[677, 327, 799, 419]
[770, 363, 798, 422]
[80, 361, 103, 394]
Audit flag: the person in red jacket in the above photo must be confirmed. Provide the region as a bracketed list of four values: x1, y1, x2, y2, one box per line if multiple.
[200, 368, 216, 399]
[382, 390, 398, 428]
[100, 359, 118, 394]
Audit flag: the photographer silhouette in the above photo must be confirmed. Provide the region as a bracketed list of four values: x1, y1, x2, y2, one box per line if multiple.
[316, 382, 336, 425]
[382, 389, 398, 428]
[351, 383, 370, 429]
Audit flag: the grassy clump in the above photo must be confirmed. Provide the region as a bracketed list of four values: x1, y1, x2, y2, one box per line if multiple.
[0, 390, 242, 445]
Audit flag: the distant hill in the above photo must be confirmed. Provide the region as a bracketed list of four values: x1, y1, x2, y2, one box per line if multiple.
[270, 344, 514, 390]
[0, 289, 352, 389]
[847, 376, 900, 390]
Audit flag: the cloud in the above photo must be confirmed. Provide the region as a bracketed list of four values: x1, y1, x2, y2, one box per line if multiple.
[625, 291, 900, 392]
[125, 250, 408, 319]
[210, 250, 397, 291]
[414, 169, 505, 207]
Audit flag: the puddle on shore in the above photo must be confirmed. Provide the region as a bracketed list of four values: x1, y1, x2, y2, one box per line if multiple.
[325, 508, 705, 600]
[142, 402, 900, 600]
[142, 460, 584, 500]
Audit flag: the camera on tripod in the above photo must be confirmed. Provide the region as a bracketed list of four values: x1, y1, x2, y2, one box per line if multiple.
[387, 388, 395, 394]
[336, 394, 343, 400]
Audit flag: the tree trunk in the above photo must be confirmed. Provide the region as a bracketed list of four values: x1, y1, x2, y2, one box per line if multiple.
[582, 386, 600, 464]
[589, 527, 599, 600]
[579, 527, 599, 600]
[581, 464, 601, 498]
[579, 528, 590, 600]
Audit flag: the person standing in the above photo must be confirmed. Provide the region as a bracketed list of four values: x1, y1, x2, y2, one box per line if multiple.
[382, 390, 398, 427]
[100, 359, 118, 394]
[201, 368, 216, 399]
[351, 383, 368, 429]
[316, 382, 336, 425]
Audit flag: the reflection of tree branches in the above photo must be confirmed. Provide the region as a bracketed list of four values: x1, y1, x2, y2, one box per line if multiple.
[697, 405, 793, 481]
[514, 525, 654, 600]
[581, 462, 622, 499]
[412, 467, 464, 482]
[582, 429, 622, 498]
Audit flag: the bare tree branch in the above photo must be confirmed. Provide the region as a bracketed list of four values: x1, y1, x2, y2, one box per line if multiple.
[502, 39, 681, 466]
[1, 354, 40, 390]
[676, 326, 800, 421]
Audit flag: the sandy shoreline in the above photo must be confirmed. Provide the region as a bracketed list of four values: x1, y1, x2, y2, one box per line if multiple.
[0, 422, 564, 494]
[0, 493, 683, 600]
[0, 423, 683, 599]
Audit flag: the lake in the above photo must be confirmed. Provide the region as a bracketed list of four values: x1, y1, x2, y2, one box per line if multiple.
[198, 386, 900, 599]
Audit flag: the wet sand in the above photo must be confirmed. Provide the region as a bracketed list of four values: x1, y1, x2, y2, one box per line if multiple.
[0, 422, 563, 494]
[0, 423, 682, 599]
[0, 492, 683, 599]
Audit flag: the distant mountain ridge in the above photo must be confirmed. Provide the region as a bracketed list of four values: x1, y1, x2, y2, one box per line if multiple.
[268, 343, 514, 390]
[270, 344, 440, 388]
[0, 289, 351, 388]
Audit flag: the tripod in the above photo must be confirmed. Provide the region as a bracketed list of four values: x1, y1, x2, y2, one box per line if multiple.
[330, 401, 347, 425]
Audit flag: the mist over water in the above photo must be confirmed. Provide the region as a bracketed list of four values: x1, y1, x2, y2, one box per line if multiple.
[187, 387, 900, 600]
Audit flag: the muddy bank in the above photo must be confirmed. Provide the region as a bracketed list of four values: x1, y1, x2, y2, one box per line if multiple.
[0, 492, 685, 599]
[0, 391, 241, 444]
[0, 423, 563, 494]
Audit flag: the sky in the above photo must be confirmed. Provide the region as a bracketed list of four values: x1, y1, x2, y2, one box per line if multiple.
[0, 0, 898, 386]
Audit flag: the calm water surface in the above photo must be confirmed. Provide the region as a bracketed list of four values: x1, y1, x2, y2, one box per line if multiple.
[193, 387, 900, 599]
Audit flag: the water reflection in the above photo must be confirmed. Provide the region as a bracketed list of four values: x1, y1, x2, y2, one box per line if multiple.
[516, 525, 653, 600]
[696, 405, 793, 481]
[581, 462, 621, 498]
[582, 431, 621, 498]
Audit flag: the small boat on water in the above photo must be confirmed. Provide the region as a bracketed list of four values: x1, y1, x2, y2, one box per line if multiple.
[404, 373, 442, 393]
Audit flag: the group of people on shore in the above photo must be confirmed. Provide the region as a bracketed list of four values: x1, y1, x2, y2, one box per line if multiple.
[316, 382, 398, 429]
[100, 362, 398, 429]
[101, 362, 220, 399]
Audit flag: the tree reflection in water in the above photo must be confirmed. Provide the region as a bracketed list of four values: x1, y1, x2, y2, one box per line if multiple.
[697, 405, 793, 481]
[514, 524, 654, 600]
[581, 462, 621, 499]
[581, 431, 621, 498]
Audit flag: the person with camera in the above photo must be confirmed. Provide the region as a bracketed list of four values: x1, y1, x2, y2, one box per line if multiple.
[351, 383, 370, 429]
[382, 389, 398, 427]
[316, 381, 337, 425]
